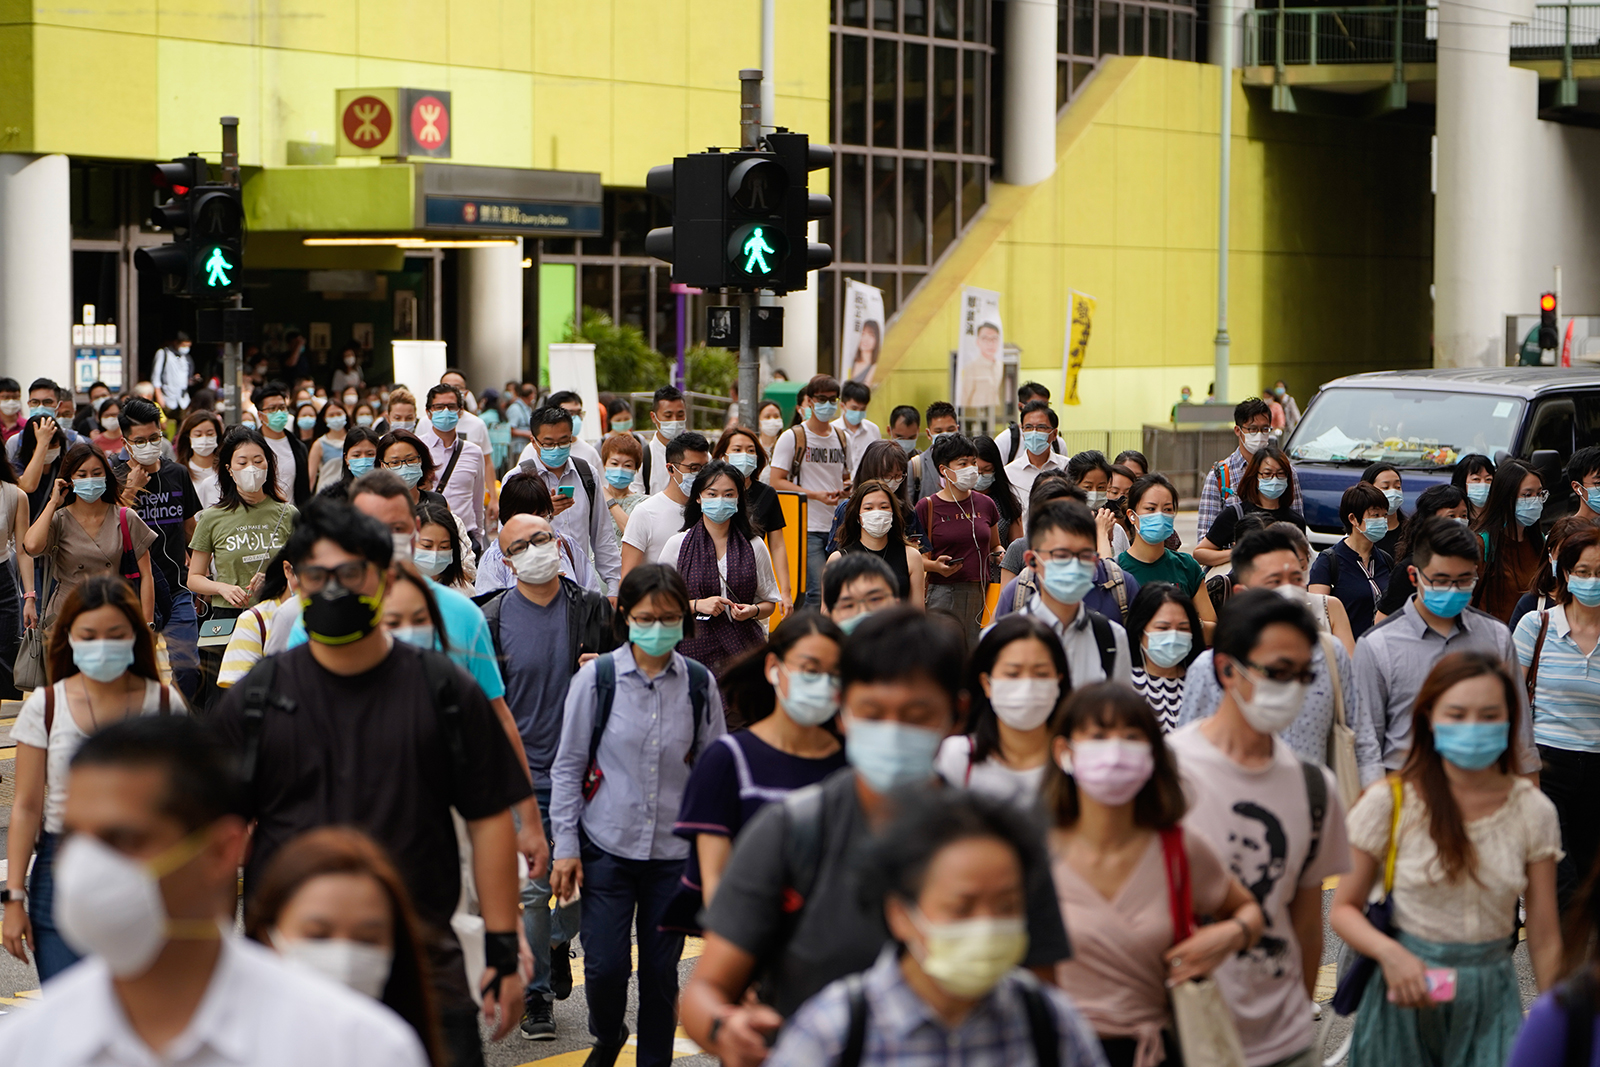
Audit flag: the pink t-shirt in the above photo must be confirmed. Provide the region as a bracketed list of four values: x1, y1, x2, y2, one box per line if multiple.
[1167, 722, 1350, 1067]
[1052, 827, 1232, 1048]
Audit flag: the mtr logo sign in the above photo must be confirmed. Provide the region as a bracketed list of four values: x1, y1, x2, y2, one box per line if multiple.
[336, 88, 452, 159]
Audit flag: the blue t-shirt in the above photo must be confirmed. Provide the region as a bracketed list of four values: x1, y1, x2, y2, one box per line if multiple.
[288, 581, 507, 700]
[499, 588, 572, 787]
[1308, 539, 1391, 638]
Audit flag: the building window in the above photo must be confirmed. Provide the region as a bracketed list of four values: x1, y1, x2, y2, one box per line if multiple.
[1057, 0, 1197, 107]
[822, 0, 994, 375]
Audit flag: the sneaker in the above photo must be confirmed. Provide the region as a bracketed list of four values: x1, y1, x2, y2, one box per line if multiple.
[551, 941, 574, 1000]
[519, 1001, 555, 1042]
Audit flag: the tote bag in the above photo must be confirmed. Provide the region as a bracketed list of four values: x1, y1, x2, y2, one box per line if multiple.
[1161, 826, 1248, 1067]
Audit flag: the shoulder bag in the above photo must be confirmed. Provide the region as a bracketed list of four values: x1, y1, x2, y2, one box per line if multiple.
[1330, 775, 1404, 1015]
[1318, 632, 1361, 810]
[12, 550, 53, 691]
[1161, 826, 1248, 1067]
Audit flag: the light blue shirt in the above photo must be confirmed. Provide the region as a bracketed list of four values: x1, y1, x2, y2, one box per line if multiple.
[549, 644, 725, 862]
[520, 456, 622, 595]
[1515, 603, 1600, 752]
[474, 531, 599, 596]
[287, 582, 506, 701]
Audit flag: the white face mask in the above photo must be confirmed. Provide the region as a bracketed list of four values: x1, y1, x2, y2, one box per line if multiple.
[100, 415, 120, 431]
[759, 417, 784, 437]
[945, 465, 980, 492]
[54, 833, 204, 978]
[190, 435, 218, 456]
[274, 934, 393, 999]
[130, 440, 163, 465]
[44, 447, 60, 463]
[1242, 431, 1270, 455]
[1084, 490, 1107, 510]
[987, 677, 1060, 731]
[859, 510, 895, 538]
[1233, 664, 1308, 734]
[0, 399, 19, 416]
[512, 540, 562, 585]
[233, 465, 268, 493]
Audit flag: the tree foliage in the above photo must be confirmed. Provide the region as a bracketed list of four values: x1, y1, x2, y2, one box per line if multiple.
[567, 307, 669, 394]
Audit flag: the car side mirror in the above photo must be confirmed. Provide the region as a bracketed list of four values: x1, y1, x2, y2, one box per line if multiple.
[1531, 449, 1563, 487]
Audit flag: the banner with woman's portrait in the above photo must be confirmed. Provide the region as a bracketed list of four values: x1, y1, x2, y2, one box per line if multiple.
[841, 279, 886, 385]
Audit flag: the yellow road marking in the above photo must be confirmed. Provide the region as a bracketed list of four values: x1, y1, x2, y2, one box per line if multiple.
[516, 1027, 702, 1067]
[1315, 962, 1337, 1003]
[1321, 876, 1339, 891]
[568, 936, 704, 992]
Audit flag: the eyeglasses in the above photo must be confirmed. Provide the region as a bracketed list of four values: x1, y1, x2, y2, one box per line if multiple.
[259, 402, 287, 413]
[1519, 490, 1551, 503]
[1036, 550, 1099, 565]
[835, 590, 894, 614]
[672, 463, 706, 476]
[382, 456, 420, 469]
[295, 561, 372, 592]
[127, 433, 164, 448]
[1245, 661, 1316, 685]
[504, 533, 556, 555]
[1418, 574, 1478, 592]
[429, 403, 460, 413]
[630, 612, 685, 627]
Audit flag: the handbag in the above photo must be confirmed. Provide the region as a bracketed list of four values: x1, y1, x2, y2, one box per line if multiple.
[1330, 775, 1405, 1015]
[1319, 633, 1361, 810]
[1161, 826, 1248, 1067]
[12, 553, 54, 691]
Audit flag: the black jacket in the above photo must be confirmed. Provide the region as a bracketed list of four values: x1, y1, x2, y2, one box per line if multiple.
[480, 576, 618, 677]
[272, 431, 312, 506]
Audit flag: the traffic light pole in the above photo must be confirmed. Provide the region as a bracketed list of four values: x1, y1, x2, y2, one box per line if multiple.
[220, 117, 242, 428]
[738, 69, 764, 428]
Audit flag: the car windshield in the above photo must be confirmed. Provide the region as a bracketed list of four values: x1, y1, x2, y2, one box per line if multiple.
[1287, 388, 1524, 468]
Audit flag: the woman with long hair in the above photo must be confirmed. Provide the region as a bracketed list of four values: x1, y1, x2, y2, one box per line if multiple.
[176, 410, 224, 508]
[666, 610, 847, 931]
[660, 460, 779, 673]
[246, 826, 443, 1066]
[1506, 515, 1599, 633]
[293, 400, 319, 443]
[973, 434, 1025, 552]
[412, 499, 472, 595]
[713, 424, 793, 610]
[1126, 582, 1206, 732]
[825, 439, 925, 549]
[1117, 473, 1215, 631]
[23, 442, 157, 626]
[1332, 651, 1561, 1067]
[314, 427, 382, 502]
[829, 479, 926, 608]
[1452, 453, 1496, 520]
[15, 412, 68, 520]
[848, 319, 881, 384]
[1472, 458, 1548, 623]
[1047, 682, 1263, 1067]
[935, 614, 1067, 806]
[1376, 484, 1472, 620]
[3, 575, 183, 980]
[376, 429, 444, 508]
[217, 548, 297, 688]
[755, 399, 786, 481]
[1067, 449, 1128, 558]
[308, 395, 351, 491]
[88, 395, 125, 457]
[379, 562, 454, 654]
[1193, 442, 1306, 567]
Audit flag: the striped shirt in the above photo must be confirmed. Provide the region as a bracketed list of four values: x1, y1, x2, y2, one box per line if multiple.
[1131, 667, 1186, 733]
[1515, 604, 1600, 752]
[218, 600, 285, 688]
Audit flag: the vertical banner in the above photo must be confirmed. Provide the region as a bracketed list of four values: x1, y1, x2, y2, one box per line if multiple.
[956, 286, 1004, 409]
[841, 279, 886, 385]
[1061, 290, 1097, 406]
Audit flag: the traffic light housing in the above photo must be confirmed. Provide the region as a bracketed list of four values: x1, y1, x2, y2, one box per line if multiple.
[1540, 291, 1559, 350]
[765, 132, 833, 291]
[646, 154, 730, 290]
[134, 155, 243, 299]
[135, 155, 207, 295]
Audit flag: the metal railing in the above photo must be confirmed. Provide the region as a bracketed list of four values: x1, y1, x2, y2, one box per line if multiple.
[623, 390, 734, 433]
[1243, 6, 1434, 68]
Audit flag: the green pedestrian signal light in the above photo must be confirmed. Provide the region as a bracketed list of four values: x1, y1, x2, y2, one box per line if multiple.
[727, 222, 788, 282]
[203, 246, 235, 288]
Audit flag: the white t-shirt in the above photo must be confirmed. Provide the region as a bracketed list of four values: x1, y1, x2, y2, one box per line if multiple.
[831, 417, 881, 479]
[621, 491, 686, 567]
[12, 678, 188, 833]
[189, 461, 221, 509]
[658, 531, 782, 604]
[264, 432, 296, 501]
[934, 735, 1047, 808]
[1167, 723, 1350, 1067]
[770, 425, 849, 533]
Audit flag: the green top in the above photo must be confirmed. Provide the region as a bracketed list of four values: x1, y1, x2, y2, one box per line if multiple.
[1116, 547, 1207, 598]
[188, 499, 298, 608]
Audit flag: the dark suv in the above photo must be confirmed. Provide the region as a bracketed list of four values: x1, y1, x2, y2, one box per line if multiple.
[1284, 368, 1600, 544]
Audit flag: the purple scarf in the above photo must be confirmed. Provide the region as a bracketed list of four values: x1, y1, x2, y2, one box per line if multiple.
[676, 522, 762, 672]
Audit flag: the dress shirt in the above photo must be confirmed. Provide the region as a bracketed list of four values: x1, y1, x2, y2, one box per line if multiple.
[767, 944, 1104, 1067]
[457, 408, 492, 455]
[549, 643, 727, 861]
[474, 532, 598, 595]
[1004, 450, 1068, 520]
[416, 423, 487, 533]
[1010, 592, 1133, 686]
[1354, 596, 1538, 772]
[830, 416, 881, 478]
[0, 935, 427, 1067]
[1197, 447, 1306, 538]
[522, 455, 622, 594]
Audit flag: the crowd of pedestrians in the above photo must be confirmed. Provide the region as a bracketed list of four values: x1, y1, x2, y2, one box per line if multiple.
[0, 370, 1595, 1067]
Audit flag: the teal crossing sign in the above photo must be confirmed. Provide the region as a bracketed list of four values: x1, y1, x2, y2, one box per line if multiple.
[203, 246, 234, 288]
[726, 222, 789, 283]
[741, 227, 776, 275]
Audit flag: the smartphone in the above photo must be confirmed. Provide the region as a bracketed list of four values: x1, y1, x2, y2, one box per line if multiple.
[1424, 968, 1457, 1003]
[558, 485, 576, 498]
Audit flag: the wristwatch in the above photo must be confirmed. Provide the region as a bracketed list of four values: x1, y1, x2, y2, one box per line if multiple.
[0, 888, 26, 906]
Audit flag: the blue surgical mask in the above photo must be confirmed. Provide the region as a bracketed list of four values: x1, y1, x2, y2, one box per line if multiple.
[1431, 721, 1508, 771]
[72, 477, 107, 502]
[1569, 575, 1600, 607]
[1144, 630, 1192, 669]
[1383, 488, 1404, 513]
[346, 456, 375, 477]
[1466, 482, 1490, 507]
[837, 611, 876, 635]
[27, 405, 53, 420]
[1041, 558, 1095, 604]
[395, 462, 424, 488]
[1361, 517, 1389, 543]
[1257, 477, 1288, 500]
[612, 418, 633, 434]
[1418, 581, 1472, 619]
[325, 416, 347, 431]
[412, 549, 448, 577]
[604, 466, 636, 489]
[356, 414, 374, 427]
[539, 444, 572, 469]
[773, 665, 840, 727]
[1138, 513, 1175, 545]
[844, 716, 942, 794]
[390, 625, 436, 649]
[811, 400, 840, 422]
[629, 620, 683, 656]
[701, 498, 739, 524]
[70, 637, 135, 683]
[1516, 497, 1544, 527]
[727, 452, 758, 478]
[297, 416, 316, 432]
[1021, 430, 1051, 455]
[430, 409, 460, 431]
[894, 438, 918, 455]
[843, 408, 865, 426]
[1584, 487, 1600, 514]
[974, 473, 995, 492]
[569, 414, 583, 438]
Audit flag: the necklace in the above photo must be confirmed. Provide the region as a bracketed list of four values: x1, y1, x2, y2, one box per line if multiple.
[79, 676, 133, 731]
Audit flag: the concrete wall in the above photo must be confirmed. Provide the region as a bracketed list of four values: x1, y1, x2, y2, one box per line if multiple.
[1511, 87, 1600, 324]
[0, 0, 831, 189]
[867, 57, 1434, 434]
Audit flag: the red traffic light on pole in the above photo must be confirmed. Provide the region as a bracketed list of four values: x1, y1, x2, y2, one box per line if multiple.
[1540, 291, 1559, 350]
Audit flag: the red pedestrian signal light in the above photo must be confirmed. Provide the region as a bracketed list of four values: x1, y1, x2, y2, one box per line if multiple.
[1541, 292, 1557, 313]
[1540, 291, 1559, 350]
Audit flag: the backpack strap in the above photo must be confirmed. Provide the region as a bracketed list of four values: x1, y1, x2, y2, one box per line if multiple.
[1005, 422, 1021, 463]
[42, 683, 55, 737]
[417, 648, 468, 782]
[781, 782, 826, 914]
[1012, 567, 1035, 613]
[1299, 760, 1328, 881]
[685, 657, 710, 766]
[582, 653, 618, 800]
[1086, 610, 1118, 680]
[1317, 545, 1341, 590]
[840, 974, 869, 1067]
[1527, 610, 1551, 706]
[788, 426, 808, 481]
[1212, 459, 1236, 499]
[571, 457, 598, 514]
[435, 439, 465, 493]
[1019, 976, 1061, 1067]
[1099, 558, 1129, 622]
[239, 658, 291, 793]
[641, 441, 653, 492]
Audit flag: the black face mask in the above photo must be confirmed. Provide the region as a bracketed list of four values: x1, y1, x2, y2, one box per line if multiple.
[302, 577, 385, 646]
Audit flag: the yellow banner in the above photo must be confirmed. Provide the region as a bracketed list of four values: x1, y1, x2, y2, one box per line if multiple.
[1062, 290, 1097, 406]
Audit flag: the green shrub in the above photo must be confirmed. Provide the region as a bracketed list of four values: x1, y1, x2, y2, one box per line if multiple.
[567, 307, 669, 394]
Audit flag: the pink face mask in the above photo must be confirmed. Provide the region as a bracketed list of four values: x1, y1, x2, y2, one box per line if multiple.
[1064, 738, 1154, 806]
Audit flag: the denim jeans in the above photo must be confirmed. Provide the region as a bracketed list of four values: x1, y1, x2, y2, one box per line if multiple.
[161, 587, 200, 701]
[521, 789, 581, 1006]
[805, 531, 829, 608]
[579, 835, 686, 1067]
[28, 831, 83, 982]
